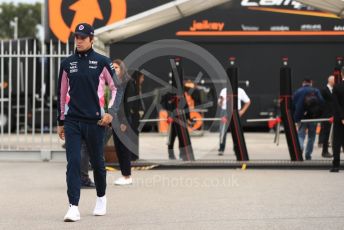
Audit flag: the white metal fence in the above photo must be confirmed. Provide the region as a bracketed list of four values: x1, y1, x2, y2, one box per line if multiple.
[0, 39, 72, 152]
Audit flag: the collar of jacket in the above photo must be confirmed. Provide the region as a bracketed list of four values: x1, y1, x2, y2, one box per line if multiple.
[75, 47, 94, 58]
[302, 84, 311, 88]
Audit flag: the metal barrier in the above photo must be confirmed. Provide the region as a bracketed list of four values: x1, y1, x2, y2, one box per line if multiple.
[0, 39, 71, 152]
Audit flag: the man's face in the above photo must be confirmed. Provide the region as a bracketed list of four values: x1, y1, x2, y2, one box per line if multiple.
[75, 35, 92, 52]
[139, 74, 144, 85]
[328, 76, 335, 87]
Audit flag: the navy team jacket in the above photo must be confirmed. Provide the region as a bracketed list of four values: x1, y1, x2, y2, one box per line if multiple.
[57, 48, 117, 126]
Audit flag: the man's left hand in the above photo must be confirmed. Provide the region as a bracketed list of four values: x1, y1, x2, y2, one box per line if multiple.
[98, 113, 113, 126]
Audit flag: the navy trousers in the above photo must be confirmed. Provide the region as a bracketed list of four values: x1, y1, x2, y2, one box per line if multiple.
[64, 119, 106, 205]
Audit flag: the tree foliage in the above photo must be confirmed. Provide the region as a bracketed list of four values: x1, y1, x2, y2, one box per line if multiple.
[0, 3, 41, 39]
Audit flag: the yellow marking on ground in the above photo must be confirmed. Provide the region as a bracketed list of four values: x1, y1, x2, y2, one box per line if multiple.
[106, 166, 117, 171]
[132, 165, 158, 171]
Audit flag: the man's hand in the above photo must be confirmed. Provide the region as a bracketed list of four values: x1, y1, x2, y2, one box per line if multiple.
[98, 113, 113, 126]
[239, 110, 244, 117]
[139, 110, 144, 119]
[57, 126, 65, 140]
[342, 120, 344, 125]
[239, 101, 251, 117]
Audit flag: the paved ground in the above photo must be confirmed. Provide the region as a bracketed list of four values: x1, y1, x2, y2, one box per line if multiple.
[0, 132, 333, 161]
[0, 162, 344, 230]
[139, 132, 330, 160]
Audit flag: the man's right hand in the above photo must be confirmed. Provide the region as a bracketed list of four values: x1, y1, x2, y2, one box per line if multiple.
[57, 126, 65, 140]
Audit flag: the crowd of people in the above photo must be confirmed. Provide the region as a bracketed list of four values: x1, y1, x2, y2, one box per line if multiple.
[292, 72, 344, 172]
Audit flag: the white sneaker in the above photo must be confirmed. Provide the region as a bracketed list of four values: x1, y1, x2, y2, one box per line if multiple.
[64, 204, 80, 222]
[93, 196, 107, 216]
[113, 177, 133, 185]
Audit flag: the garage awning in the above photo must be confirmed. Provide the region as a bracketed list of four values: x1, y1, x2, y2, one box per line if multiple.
[297, 0, 344, 18]
[94, 0, 231, 45]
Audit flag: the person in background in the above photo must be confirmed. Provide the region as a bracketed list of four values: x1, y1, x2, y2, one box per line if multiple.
[164, 87, 193, 160]
[217, 87, 251, 156]
[62, 141, 96, 189]
[293, 78, 324, 160]
[130, 70, 146, 161]
[319, 75, 334, 158]
[80, 141, 96, 188]
[57, 23, 117, 221]
[133, 70, 146, 122]
[330, 68, 344, 172]
[110, 61, 142, 185]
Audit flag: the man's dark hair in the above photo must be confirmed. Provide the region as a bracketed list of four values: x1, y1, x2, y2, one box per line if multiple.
[303, 78, 312, 84]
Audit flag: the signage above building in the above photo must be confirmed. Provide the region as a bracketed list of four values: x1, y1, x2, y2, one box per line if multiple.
[47, 0, 127, 43]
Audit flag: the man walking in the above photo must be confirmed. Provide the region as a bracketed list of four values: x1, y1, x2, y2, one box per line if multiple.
[57, 23, 117, 221]
[330, 68, 344, 172]
[218, 87, 251, 155]
[293, 78, 324, 160]
[319, 75, 335, 158]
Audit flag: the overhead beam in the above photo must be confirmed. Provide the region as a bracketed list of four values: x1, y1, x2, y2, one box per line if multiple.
[95, 0, 232, 45]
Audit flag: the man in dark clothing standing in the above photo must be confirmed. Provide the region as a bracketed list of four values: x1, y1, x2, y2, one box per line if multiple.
[293, 78, 324, 160]
[330, 68, 344, 172]
[57, 23, 117, 221]
[163, 58, 194, 161]
[319, 75, 335, 158]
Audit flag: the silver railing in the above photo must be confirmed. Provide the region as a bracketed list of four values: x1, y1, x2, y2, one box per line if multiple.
[0, 39, 72, 151]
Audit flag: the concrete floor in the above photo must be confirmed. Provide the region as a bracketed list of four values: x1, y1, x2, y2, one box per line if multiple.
[0, 162, 343, 230]
[0, 132, 333, 161]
